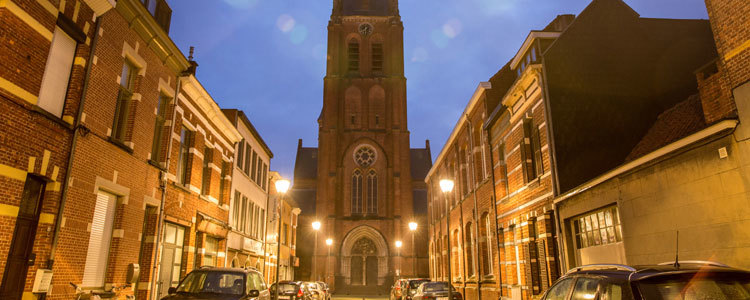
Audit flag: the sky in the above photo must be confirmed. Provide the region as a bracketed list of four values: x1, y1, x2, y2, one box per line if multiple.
[167, 0, 709, 181]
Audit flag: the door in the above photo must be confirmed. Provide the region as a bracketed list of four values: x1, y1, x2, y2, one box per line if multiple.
[0, 176, 45, 300]
[158, 223, 185, 299]
[351, 257, 363, 285]
[366, 256, 378, 286]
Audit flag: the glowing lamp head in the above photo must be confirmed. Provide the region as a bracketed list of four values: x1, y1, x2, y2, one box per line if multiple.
[275, 179, 291, 194]
[312, 221, 321, 231]
[408, 222, 418, 231]
[326, 238, 333, 246]
[395, 240, 403, 248]
[439, 179, 454, 193]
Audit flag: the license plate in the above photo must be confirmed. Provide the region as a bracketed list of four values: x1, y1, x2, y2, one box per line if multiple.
[438, 297, 448, 300]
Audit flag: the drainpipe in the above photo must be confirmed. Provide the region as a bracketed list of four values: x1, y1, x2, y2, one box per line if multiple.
[464, 115, 481, 300]
[149, 74, 184, 300]
[47, 18, 102, 274]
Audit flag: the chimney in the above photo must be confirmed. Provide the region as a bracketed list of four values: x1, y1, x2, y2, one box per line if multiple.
[187, 46, 199, 75]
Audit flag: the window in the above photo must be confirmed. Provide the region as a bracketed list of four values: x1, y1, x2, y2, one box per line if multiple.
[366, 170, 377, 215]
[545, 278, 574, 300]
[261, 163, 268, 191]
[147, 0, 158, 15]
[244, 144, 252, 175]
[82, 191, 117, 287]
[150, 94, 169, 163]
[372, 43, 383, 72]
[465, 223, 476, 278]
[232, 191, 241, 229]
[521, 117, 539, 183]
[573, 206, 623, 249]
[480, 213, 493, 277]
[532, 126, 544, 177]
[240, 196, 248, 233]
[176, 126, 192, 185]
[113, 60, 138, 143]
[201, 147, 212, 196]
[251, 151, 258, 181]
[452, 230, 461, 279]
[38, 27, 76, 117]
[348, 40, 360, 71]
[351, 169, 363, 214]
[219, 162, 228, 205]
[282, 223, 289, 245]
[571, 278, 599, 300]
[237, 140, 245, 170]
[203, 236, 219, 267]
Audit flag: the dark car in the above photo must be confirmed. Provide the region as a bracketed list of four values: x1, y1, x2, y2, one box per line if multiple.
[540, 261, 750, 300]
[161, 267, 269, 300]
[412, 282, 462, 300]
[399, 278, 431, 300]
[270, 281, 316, 300]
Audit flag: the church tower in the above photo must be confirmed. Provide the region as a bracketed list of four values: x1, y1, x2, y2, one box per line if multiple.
[293, 0, 432, 294]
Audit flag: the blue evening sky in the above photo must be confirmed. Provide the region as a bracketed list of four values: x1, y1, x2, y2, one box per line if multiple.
[167, 0, 709, 180]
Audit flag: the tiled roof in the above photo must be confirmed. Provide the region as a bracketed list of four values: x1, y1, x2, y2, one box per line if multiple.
[625, 94, 707, 161]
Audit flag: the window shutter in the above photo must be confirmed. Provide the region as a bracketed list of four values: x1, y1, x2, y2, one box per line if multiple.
[38, 27, 76, 117]
[532, 127, 544, 176]
[82, 191, 117, 287]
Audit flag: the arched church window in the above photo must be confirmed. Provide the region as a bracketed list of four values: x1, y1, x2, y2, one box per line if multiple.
[354, 145, 377, 167]
[367, 170, 377, 214]
[372, 43, 383, 72]
[348, 39, 360, 72]
[351, 237, 377, 256]
[465, 222, 476, 278]
[351, 169, 363, 214]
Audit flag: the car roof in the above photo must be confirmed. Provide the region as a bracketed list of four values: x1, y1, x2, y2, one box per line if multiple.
[194, 267, 258, 274]
[565, 263, 750, 281]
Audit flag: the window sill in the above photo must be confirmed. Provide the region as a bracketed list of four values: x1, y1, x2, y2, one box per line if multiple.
[32, 106, 75, 130]
[171, 182, 191, 193]
[148, 159, 166, 171]
[109, 138, 134, 154]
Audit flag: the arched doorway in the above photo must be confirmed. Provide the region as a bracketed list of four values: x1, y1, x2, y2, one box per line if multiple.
[341, 226, 389, 292]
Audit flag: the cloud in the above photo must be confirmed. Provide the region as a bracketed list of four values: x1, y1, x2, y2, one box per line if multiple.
[277, 14, 296, 33]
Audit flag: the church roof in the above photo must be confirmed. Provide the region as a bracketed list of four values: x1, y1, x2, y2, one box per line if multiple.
[410, 148, 432, 181]
[294, 146, 318, 180]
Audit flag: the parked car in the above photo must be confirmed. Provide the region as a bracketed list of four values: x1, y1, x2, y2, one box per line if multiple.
[402, 279, 432, 300]
[412, 282, 462, 300]
[270, 281, 316, 300]
[540, 261, 750, 300]
[161, 267, 269, 300]
[315, 282, 331, 300]
[391, 279, 408, 300]
[303, 282, 324, 300]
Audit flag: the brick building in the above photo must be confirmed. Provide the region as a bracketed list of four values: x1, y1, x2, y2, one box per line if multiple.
[264, 172, 301, 284]
[425, 82, 501, 300]
[222, 109, 273, 270]
[292, 0, 432, 293]
[0, 0, 105, 299]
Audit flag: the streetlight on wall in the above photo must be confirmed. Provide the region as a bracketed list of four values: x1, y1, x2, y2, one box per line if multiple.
[395, 240, 403, 278]
[439, 179, 455, 299]
[312, 221, 321, 281]
[408, 222, 418, 277]
[274, 179, 290, 300]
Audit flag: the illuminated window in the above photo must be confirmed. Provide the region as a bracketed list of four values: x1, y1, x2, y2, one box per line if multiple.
[573, 206, 623, 249]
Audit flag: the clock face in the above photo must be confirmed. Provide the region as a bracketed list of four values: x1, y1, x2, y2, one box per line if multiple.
[359, 23, 373, 36]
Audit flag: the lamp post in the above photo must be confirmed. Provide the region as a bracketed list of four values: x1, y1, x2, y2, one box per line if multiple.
[439, 179, 455, 298]
[408, 222, 418, 277]
[395, 240, 403, 278]
[326, 238, 333, 283]
[274, 179, 290, 300]
[312, 221, 321, 281]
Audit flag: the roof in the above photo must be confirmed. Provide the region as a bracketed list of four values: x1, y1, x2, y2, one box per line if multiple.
[222, 109, 274, 158]
[410, 147, 432, 180]
[485, 62, 518, 129]
[294, 146, 318, 180]
[625, 94, 707, 161]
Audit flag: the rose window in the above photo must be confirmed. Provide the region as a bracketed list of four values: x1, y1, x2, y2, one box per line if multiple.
[354, 146, 377, 167]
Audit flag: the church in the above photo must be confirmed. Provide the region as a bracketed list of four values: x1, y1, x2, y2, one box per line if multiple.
[292, 0, 433, 294]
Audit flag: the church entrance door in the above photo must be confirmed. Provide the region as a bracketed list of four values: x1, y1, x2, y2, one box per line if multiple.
[366, 256, 378, 286]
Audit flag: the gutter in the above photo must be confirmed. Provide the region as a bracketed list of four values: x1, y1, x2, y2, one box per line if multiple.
[554, 119, 738, 205]
[48, 18, 102, 269]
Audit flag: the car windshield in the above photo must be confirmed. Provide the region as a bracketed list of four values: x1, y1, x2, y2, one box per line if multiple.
[638, 273, 750, 300]
[409, 280, 430, 289]
[423, 283, 454, 292]
[272, 283, 299, 293]
[176, 271, 245, 296]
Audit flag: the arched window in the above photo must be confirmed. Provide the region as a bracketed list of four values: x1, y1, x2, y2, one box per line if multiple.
[480, 213, 494, 277]
[348, 39, 359, 72]
[366, 170, 377, 214]
[372, 43, 383, 72]
[465, 223, 476, 277]
[351, 169, 363, 214]
[452, 230, 461, 279]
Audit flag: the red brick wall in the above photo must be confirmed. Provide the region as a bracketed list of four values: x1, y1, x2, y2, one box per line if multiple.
[705, 0, 750, 88]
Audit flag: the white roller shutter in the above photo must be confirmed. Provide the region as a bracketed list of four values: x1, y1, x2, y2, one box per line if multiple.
[37, 27, 76, 117]
[82, 191, 117, 287]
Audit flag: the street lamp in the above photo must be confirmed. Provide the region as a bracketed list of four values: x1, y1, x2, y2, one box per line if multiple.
[312, 221, 321, 280]
[274, 179, 290, 300]
[325, 238, 333, 283]
[439, 179, 454, 299]
[408, 222, 418, 277]
[395, 240, 403, 278]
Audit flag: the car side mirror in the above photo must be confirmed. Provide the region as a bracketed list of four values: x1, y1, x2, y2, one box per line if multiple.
[249, 290, 260, 297]
[168, 287, 177, 294]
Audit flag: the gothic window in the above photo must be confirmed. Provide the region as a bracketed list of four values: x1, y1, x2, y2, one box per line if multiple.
[348, 40, 360, 72]
[351, 238, 377, 256]
[354, 145, 377, 167]
[480, 212, 494, 277]
[372, 43, 383, 72]
[351, 169, 363, 214]
[465, 222, 476, 278]
[366, 170, 377, 214]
